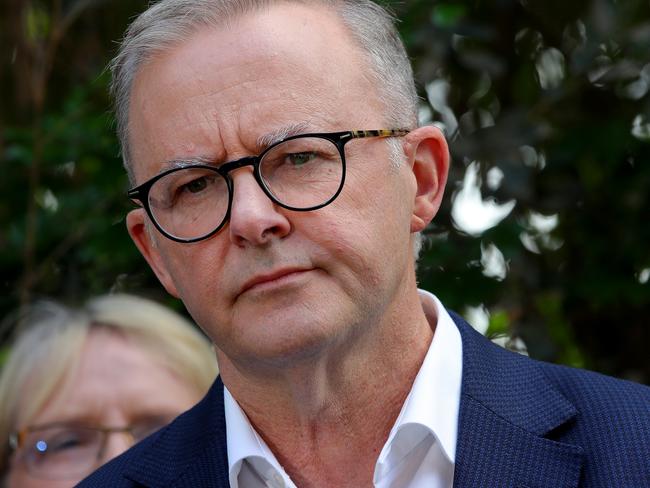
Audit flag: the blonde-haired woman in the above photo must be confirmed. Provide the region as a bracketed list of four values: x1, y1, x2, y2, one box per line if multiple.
[0, 294, 218, 488]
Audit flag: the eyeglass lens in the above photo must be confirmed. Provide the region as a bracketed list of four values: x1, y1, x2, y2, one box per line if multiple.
[18, 419, 168, 479]
[147, 136, 344, 241]
[23, 426, 100, 479]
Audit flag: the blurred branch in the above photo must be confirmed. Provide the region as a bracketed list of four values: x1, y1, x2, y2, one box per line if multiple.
[18, 0, 98, 309]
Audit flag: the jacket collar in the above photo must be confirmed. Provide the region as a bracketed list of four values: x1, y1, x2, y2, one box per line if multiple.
[450, 311, 584, 488]
[123, 376, 230, 488]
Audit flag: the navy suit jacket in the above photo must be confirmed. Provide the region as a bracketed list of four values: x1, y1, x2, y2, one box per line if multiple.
[78, 312, 650, 487]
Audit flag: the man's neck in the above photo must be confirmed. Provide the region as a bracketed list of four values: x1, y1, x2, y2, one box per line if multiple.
[218, 287, 435, 487]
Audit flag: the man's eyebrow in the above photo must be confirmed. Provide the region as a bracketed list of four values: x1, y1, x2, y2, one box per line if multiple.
[256, 122, 315, 150]
[159, 156, 215, 173]
[157, 123, 315, 173]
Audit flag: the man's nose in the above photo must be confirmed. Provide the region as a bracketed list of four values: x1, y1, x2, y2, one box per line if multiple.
[228, 169, 291, 246]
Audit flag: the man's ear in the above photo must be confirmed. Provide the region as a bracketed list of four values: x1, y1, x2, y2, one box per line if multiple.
[126, 209, 181, 298]
[403, 126, 450, 232]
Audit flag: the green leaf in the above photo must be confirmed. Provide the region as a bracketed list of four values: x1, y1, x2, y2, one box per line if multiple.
[25, 3, 51, 42]
[431, 4, 466, 28]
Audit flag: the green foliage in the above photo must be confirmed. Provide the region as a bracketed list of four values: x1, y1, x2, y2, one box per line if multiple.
[487, 310, 510, 338]
[0, 346, 9, 369]
[25, 3, 51, 43]
[397, 0, 649, 381]
[1, 74, 143, 311]
[536, 292, 585, 368]
[431, 4, 466, 28]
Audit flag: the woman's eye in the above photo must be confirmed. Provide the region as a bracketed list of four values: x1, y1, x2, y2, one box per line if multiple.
[52, 438, 81, 451]
[43, 434, 83, 453]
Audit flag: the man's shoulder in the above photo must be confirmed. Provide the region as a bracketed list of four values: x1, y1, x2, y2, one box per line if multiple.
[449, 307, 650, 415]
[538, 358, 650, 405]
[535, 358, 650, 431]
[450, 306, 650, 439]
[77, 378, 229, 487]
[534, 359, 650, 484]
[450, 310, 650, 486]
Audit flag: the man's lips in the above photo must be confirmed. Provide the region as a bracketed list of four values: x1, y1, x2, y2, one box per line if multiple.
[238, 267, 312, 296]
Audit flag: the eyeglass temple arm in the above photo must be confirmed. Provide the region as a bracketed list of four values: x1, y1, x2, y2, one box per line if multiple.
[8, 432, 20, 450]
[349, 129, 410, 139]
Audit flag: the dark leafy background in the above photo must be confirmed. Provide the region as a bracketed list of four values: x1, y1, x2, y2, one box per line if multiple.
[1, 0, 648, 383]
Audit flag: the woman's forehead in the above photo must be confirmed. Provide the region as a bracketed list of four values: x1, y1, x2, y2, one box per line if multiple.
[24, 331, 198, 428]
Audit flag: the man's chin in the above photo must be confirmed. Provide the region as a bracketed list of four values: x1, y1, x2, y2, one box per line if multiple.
[225, 318, 342, 372]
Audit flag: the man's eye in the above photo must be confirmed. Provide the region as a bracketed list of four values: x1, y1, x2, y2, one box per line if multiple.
[181, 176, 209, 193]
[287, 152, 317, 166]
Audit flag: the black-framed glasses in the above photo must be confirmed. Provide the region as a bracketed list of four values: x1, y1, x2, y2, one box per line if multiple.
[128, 129, 410, 243]
[9, 417, 172, 480]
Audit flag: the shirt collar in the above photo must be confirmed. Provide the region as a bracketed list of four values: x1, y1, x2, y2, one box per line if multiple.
[224, 387, 294, 487]
[224, 289, 462, 486]
[375, 290, 462, 474]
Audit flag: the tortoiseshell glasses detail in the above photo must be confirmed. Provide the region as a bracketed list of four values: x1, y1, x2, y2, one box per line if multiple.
[128, 129, 410, 243]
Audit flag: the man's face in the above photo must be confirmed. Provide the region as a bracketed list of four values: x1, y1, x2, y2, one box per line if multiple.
[126, 3, 446, 370]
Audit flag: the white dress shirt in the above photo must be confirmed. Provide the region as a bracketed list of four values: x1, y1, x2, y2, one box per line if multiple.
[225, 290, 462, 488]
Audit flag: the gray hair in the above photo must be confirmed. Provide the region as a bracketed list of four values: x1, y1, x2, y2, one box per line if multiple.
[109, 0, 419, 183]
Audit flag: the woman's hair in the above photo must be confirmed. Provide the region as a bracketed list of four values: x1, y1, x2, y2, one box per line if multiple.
[0, 294, 218, 476]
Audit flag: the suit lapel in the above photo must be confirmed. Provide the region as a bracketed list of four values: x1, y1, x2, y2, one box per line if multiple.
[450, 312, 584, 488]
[123, 377, 231, 488]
